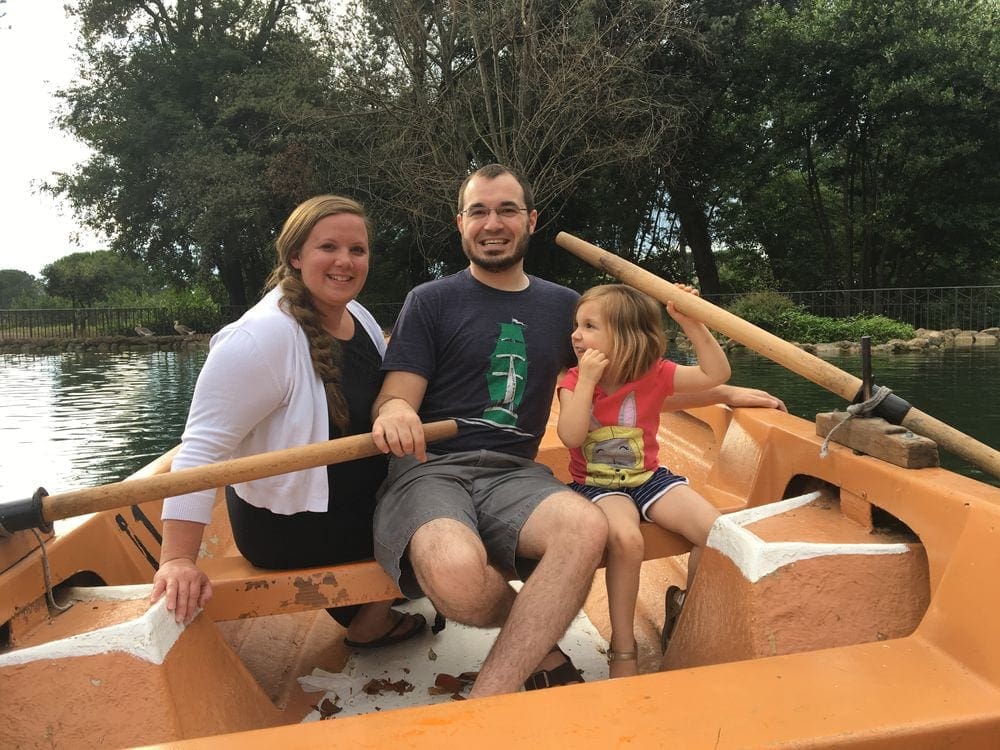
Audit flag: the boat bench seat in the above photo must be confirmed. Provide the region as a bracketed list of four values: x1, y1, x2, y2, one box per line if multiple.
[199, 523, 691, 622]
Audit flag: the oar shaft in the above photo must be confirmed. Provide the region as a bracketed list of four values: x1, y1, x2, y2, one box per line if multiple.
[39, 420, 458, 524]
[556, 232, 862, 399]
[556, 231, 1000, 480]
[904, 408, 1000, 479]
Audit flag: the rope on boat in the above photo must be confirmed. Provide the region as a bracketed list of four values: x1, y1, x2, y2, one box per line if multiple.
[30, 528, 72, 613]
[819, 386, 894, 459]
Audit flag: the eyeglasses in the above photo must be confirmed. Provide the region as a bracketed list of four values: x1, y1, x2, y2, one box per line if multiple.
[460, 206, 529, 221]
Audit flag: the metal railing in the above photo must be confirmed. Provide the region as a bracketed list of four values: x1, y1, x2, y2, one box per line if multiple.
[0, 302, 405, 340]
[0, 307, 248, 340]
[710, 286, 1000, 332]
[1, 287, 995, 340]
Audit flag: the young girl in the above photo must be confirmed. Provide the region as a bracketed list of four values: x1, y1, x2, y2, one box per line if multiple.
[557, 283, 731, 679]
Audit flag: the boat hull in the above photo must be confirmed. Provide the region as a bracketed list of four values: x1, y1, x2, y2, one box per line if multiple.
[2, 403, 999, 748]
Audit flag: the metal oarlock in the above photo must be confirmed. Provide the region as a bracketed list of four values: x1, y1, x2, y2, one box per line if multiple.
[0, 487, 52, 537]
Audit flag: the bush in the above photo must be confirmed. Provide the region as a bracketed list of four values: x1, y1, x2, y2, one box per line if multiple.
[777, 310, 914, 344]
[726, 292, 915, 343]
[725, 292, 799, 333]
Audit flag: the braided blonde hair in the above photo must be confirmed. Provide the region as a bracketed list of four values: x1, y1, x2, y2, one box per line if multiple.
[266, 195, 373, 435]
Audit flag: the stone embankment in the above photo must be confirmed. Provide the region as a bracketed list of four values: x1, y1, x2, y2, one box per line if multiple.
[0, 335, 209, 355]
[792, 327, 999, 357]
[674, 328, 1000, 356]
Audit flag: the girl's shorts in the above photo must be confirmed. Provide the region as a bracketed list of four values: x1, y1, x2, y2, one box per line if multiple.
[567, 466, 688, 521]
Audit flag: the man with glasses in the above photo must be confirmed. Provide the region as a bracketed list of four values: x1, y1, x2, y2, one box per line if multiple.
[371, 163, 785, 697]
[371, 163, 604, 697]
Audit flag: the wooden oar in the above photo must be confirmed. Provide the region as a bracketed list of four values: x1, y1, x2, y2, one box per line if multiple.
[0, 420, 458, 534]
[556, 231, 1000, 481]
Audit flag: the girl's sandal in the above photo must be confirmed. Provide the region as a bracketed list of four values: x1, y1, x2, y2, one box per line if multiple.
[608, 645, 638, 679]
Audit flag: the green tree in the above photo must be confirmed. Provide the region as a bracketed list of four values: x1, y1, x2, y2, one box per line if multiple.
[48, 0, 337, 306]
[41, 251, 147, 307]
[717, 0, 1000, 289]
[0, 270, 44, 308]
[320, 0, 703, 290]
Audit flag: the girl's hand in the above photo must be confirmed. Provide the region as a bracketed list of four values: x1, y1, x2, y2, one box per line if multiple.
[577, 348, 609, 385]
[151, 557, 213, 624]
[666, 283, 700, 326]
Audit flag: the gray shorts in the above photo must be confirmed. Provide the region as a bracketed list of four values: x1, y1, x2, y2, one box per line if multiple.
[373, 450, 570, 599]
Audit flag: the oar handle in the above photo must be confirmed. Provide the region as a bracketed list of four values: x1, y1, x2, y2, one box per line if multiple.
[2, 421, 457, 533]
[556, 232, 1000, 481]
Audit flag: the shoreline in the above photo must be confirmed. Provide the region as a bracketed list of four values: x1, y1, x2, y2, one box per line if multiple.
[1, 327, 998, 356]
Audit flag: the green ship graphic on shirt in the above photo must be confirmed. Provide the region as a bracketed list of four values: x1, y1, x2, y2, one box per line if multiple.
[483, 320, 527, 426]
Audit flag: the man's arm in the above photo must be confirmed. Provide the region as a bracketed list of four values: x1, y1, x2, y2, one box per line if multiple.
[662, 384, 787, 413]
[371, 370, 431, 461]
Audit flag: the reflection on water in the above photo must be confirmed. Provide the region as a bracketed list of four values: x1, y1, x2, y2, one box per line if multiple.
[0, 345, 997, 500]
[0, 351, 205, 498]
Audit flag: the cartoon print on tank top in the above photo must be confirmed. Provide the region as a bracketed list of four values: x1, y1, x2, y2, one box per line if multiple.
[583, 391, 653, 488]
[482, 320, 527, 426]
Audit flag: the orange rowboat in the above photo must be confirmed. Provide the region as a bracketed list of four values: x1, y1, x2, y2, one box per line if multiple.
[2, 396, 999, 749]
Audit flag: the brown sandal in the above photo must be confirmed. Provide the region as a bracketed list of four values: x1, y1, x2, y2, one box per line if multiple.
[607, 647, 637, 663]
[523, 646, 585, 690]
[660, 585, 687, 652]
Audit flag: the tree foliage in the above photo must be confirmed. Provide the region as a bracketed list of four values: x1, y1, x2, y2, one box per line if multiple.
[41, 250, 149, 307]
[45, 0, 1000, 306]
[49, 0, 338, 305]
[713, 0, 1000, 289]
[0, 270, 44, 308]
[318, 0, 704, 293]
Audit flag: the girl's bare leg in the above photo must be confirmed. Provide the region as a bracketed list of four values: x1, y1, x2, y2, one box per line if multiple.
[645, 485, 720, 585]
[596, 494, 644, 679]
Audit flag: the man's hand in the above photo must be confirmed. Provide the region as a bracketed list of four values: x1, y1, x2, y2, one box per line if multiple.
[372, 397, 427, 461]
[725, 386, 787, 412]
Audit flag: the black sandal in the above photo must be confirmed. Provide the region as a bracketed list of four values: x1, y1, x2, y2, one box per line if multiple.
[660, 585, 687, 652]
[523, 645, 585, 690]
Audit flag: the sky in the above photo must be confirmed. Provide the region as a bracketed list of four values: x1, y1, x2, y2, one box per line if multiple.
[0, 2, 103, 278]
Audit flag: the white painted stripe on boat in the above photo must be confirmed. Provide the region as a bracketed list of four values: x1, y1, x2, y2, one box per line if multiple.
[63, 584, 154, 602]
[707, 492, 911, 583]
[0, 595, 189, 668]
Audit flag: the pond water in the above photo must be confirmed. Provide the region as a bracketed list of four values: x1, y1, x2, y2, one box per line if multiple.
[1, 345, 997, 501]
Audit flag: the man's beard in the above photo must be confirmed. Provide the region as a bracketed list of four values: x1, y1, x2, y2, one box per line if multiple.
[462, 234, 529, 272]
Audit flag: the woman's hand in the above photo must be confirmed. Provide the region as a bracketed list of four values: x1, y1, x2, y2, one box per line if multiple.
[151, 557, 213, 624]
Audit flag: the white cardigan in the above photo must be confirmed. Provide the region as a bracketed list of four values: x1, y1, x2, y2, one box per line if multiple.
[161, 287, 387, 525]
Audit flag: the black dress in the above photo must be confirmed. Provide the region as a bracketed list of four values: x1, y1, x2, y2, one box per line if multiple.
[226, 316, 388, 625]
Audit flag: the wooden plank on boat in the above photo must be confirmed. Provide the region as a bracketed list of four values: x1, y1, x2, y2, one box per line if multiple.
[201, 524, 693, 621]
[815, 413, 940, 469]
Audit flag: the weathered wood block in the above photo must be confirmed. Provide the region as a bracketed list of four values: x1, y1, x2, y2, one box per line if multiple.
[815, 412, 939, 469]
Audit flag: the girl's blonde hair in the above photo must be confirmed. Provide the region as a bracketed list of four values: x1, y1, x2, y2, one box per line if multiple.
[266, 195, 372, 435]
[577, 284, 666, 384]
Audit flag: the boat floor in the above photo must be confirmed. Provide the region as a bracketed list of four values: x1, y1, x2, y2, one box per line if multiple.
[213, 556, 687, 720]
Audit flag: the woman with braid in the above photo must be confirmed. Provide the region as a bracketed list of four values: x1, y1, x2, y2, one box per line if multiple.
[152, 195, 426, 648]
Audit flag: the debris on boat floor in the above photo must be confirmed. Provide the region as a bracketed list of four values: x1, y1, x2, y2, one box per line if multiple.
[299, 593, 609, 719]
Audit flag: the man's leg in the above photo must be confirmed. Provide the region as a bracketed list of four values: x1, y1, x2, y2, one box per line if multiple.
[470, 490, 607, 696]
[409, 518, 517, 627]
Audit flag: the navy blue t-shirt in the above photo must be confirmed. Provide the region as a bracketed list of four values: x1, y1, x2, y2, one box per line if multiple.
[382, 269, 578, 458]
